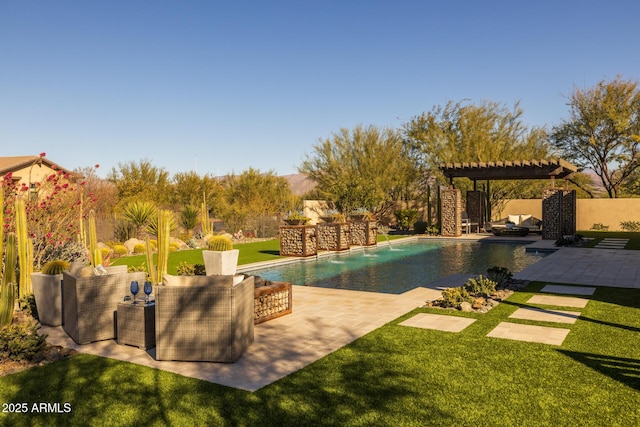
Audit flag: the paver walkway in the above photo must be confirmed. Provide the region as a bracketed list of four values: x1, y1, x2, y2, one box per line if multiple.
[594, 238, 628, 249]
[399, 313, 476, 332]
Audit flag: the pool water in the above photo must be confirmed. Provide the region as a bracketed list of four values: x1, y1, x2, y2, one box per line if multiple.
[247, 239, 545, 294]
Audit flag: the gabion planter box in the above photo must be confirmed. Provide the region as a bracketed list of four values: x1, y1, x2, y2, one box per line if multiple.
[254, 281, 292, 324]
[349, 220, 378, 246]
[279, 225, 317, 257]
[317, 222, 350, 251]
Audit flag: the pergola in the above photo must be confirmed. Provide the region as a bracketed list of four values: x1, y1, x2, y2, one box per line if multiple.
[438, 158, 578, 239]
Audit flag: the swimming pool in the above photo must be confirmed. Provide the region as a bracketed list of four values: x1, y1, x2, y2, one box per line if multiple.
[247, 239, 545, 294]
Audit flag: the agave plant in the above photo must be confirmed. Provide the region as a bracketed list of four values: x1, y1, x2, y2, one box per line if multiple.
[120, 200, 157, 239]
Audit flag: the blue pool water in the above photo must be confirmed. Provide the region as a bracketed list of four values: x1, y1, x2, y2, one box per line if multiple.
[247, 239, 545, 294]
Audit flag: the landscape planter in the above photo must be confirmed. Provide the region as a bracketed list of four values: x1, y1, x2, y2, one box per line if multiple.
[317, 222, 350, 251]
[31, 272, 63, 326]
[202, 249, 240, 276]
[279, 225, 317, 257]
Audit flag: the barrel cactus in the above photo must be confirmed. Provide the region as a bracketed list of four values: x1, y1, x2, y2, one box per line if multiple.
[207, 235, 233, 251]
[41, 260, 70, 275]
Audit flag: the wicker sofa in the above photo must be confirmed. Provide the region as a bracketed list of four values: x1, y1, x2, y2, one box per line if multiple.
[62, 265, 147, 344]
[490, 214, 542, 234]
[155, 274, 255, 363]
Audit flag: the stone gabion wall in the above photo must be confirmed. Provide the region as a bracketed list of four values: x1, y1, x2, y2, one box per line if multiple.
[279, 225, 317, 256]
[349, 221, 377, 246]
[317, 223, 350, 251]
[254, 284, 291, 324]
[466, 190, 486, 229]
[562, 190, 577, 235]
[441, 188, 462, 237]
[542, 188, 576, 240]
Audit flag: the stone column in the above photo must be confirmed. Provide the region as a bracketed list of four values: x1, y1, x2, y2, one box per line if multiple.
[441, 188, 462, 237]
[542, 188, 577, 240]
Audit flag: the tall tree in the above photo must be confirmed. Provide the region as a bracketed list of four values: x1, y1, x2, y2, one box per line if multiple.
[551, 76, 640, 198]
[218, 168, 294, 235]
[403, 100, 551, 213]
[299, 124, 419, 216]
[107, 159, 172, 206]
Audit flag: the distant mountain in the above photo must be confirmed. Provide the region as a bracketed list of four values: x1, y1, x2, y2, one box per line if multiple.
[282, 173, 316, 196]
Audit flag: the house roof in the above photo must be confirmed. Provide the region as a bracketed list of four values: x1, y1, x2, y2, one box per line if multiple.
[439, 158, 577, 181]
[0, 156, 74, 179]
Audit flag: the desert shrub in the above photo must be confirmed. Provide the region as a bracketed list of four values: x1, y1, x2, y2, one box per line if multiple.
[186, 238, 200, 249]
[133, 243, 146, 254]
[17, 294, 37, 319]
[555, 235, 583, 247]
[169, 242, 180, 252]
[41, 260, 70, 275]
[128, 264, 147, 273]
[39, 240, 88, 266]
[394, 209, 419, 231]
[620, 221, 640, 232]
[176, 262, 206, 276]
[440, 286, 473, 308]
[486, 266, 512, 287]
[100, 247, 112, 259]
[113, 244, 128, 256]
[425, 225, 440, 236]
[590, 223, 609, 231]
[0, 322, 47, 362]
[464, 275, 497, 297]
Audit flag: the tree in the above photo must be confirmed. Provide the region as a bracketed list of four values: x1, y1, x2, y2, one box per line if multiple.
[170, 171, 223, 210]
[403, 100, 551, 213]
[551, 76, 640, 198]
[299, 124, 419, 216]
[218, 168, 294, 236]
[107, 159, 172, 206]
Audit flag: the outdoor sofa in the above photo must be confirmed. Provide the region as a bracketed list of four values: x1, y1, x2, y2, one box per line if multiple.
[490, 214, 542, 235]
[155, 274, 255, 363]
[62, 265, 147, 344]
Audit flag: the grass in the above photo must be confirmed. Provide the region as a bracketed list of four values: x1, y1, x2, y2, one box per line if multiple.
[0, 281, 638, 426]
[111, 234, 409, 274]
[578, 230, 640, 249]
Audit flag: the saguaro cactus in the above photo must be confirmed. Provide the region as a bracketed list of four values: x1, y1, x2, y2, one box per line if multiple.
[0, 233, 17, 326]
[88, 209, 102, 267]
[156, 210, 171, 283]
[15, 196, 33, 296]
[201, 192, 211, 235]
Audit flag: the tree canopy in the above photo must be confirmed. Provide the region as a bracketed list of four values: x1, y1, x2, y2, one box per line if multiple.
[550, 76, 640, 198]
[299, 124, 419, 216]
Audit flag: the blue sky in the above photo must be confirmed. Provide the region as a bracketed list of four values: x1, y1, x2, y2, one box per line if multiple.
[2, 1, 639, 178]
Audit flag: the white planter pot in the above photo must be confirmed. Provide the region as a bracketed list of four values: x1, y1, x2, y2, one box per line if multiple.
[31, 272, 63, 326]
[202, 249, 240, 276]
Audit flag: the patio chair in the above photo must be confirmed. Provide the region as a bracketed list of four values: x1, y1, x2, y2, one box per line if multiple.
[62, 265, 147, 344]
[461, 212, 480, 233]
[155, 274, 255, 362]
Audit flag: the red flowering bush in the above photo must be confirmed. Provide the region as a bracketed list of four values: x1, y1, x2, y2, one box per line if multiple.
[2, 165, 97, 268]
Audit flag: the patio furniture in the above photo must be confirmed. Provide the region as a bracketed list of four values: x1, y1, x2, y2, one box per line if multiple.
[461, 212, 480, 234]
[155, 274, 255, 362]
[62, 265, 147, 344]
[490, 214, 542, 234]
[116, 301, 156, 349]
[491, 226, 529, 237]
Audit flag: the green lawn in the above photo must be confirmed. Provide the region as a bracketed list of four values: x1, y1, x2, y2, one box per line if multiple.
[578, 230, 640, 249]
[1, 282, 638, 426]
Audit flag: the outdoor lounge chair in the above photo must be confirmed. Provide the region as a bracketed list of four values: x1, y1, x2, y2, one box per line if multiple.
[155, 274, 255, 363]
[62, 265, 147, 344]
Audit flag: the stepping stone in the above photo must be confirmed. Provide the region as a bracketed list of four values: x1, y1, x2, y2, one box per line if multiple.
[487, 322, 570, 345]
[527, 294, 589, 308]
[509, 307, 580, 324]
[399, 313, 476, 332]
[540, 284, 596, 296]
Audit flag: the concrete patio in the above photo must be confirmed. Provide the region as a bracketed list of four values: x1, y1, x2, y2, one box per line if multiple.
[39, 244, 639, 391]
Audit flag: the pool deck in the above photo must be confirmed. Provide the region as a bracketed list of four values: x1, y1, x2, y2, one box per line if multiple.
[39, 234, 639, 391]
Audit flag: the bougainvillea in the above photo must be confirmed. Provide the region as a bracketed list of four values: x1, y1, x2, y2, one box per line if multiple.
[2, 162, 97, 269]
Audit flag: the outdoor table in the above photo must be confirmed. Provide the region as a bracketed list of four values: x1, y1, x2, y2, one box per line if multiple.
[116, 301, 156, 349]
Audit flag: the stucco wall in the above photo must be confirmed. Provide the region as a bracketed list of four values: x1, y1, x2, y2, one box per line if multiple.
[502, 198, 640, 231]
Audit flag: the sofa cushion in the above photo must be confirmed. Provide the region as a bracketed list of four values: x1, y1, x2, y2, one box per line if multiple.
[508, 214, 521, 224]
[162, 274, 234, 287]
